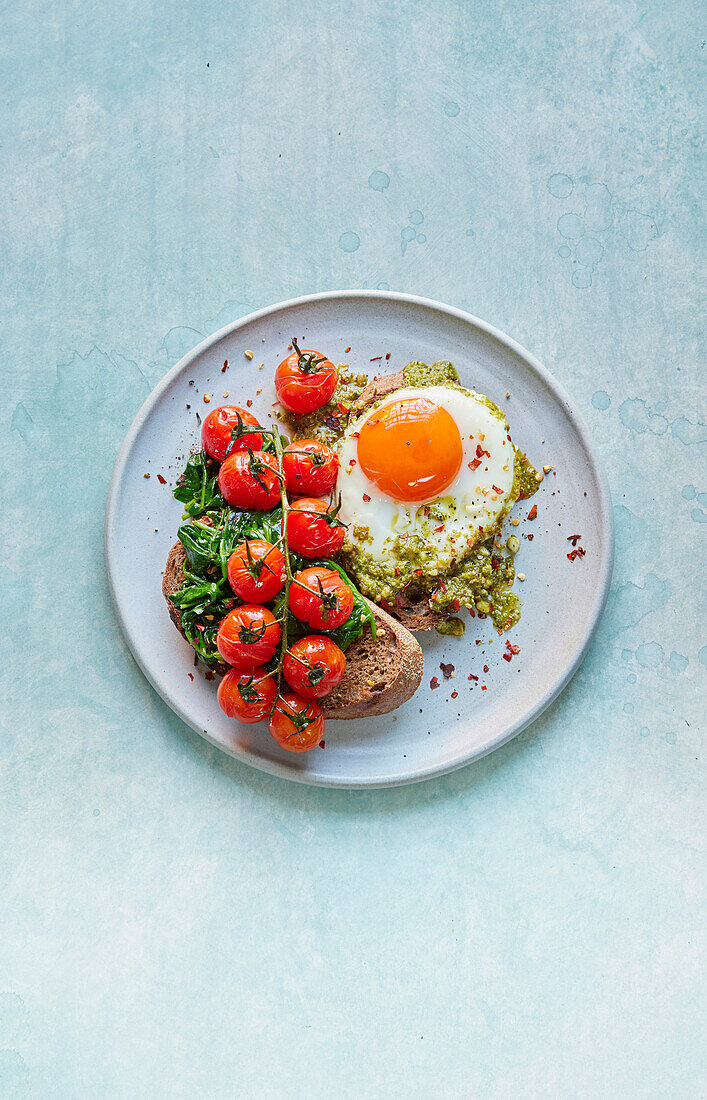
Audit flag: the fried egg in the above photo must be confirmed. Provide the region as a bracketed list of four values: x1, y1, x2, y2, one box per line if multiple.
[337, 386, 517, 570]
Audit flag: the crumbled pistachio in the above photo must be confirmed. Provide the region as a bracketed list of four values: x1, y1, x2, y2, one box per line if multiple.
[543, 464, 554, 474]
[510, 517, 521, 527]
[244, 350, 254, 359]
[517, 573, 526, 581]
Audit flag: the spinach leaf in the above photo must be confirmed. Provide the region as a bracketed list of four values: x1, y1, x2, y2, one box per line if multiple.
[173, 450, 224, 517]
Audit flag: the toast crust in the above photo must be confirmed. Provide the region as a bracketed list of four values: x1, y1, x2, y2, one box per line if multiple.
[162, 542, 424, 719]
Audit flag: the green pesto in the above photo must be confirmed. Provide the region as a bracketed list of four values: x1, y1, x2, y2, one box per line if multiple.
[428, 545, 521, 631]
[435, 617, 465, 637]
[515, 452, 541, 501]
[403, 359, 460, 387]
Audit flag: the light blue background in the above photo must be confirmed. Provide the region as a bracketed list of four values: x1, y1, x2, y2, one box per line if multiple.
[1, 2, 704, 1096]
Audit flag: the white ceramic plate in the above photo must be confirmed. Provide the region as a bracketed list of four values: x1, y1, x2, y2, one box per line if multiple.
[105, 292, 613, 787]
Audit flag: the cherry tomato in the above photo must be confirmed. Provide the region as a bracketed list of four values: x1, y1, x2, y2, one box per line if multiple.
[219, 450, 281, 510]
[217, 669, 277, 723]
[216, 604, 281, 669]
[285, 498, 346, 557]
[275, 339, 337, 415]
[282, 438, 339, 496]
[282, 635, 346, 698]
[201, 405, 263, 463]
[227, 539, 285, 602]
[269, 692, 325, 753]
[289, 566, 354, 630]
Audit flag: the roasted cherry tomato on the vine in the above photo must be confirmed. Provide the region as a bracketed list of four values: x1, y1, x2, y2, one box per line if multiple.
[216, 604, 281, 669]
[289, 566, 354, 630]
[201, 405, 263, 463]
[268, 692, 325, 753]
[218, 449, 281, 510]
[282, 439, 339, 496]
[274, 339, 338, 415]
[217, 669, 277, 723]
[284, 497, 346, 557]
[282, 635, 346, 699]
[227, 539, 286, 603]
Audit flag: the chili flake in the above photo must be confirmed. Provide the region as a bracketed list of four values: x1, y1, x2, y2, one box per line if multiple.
[157, 474, 167, 484]
[567, 534, 582, 546]
[527, 504, 538, 520]
[430, 676, 440, 689]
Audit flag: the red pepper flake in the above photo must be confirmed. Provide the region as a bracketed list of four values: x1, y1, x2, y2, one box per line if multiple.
[319, 740, 326, 748]
[221, 360, 229, 373]
[567, 534, 582, 546]
[468, 457, 481, 471]
[385, 352, 391, 360]
[430, 676, 440, 689]
[157, 474, 167, 484]
[363, 493, 371, 503]
[483, 664, 489, 673]
[491, 557, 500, 570]
[188, 672, 194, 680]
[440, 662, 455, 679]
[527, 533, 534, 541]
[434, 524, 445, 532]
[527, 504, 538, 521]
[468, 673, 479, 682]
[414, 567, 423, 576]
[337, 401, 349, 415]
[481, 685, 487, 691]
[344, 346, 351, 353]
[246, 399, 253, 408]
[567, 546, 586, 562]
[476, 443, 490, 459]
[502, 652, 512, 662]
[451, 690, 458, 699]
[492, 484, 503, 494]
[143, 473, 150, 479]
[394, 567, 400, 576]
[451, 598, 460, 611]
[370, 355, 383, 361]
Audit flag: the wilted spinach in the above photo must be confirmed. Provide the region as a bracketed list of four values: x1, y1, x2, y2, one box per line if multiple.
[173, 450, 224, 518]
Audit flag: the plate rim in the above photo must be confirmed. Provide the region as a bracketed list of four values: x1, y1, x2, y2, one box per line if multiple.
[105, 289, 614, 788]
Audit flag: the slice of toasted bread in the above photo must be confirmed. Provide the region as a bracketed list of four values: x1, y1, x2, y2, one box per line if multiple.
[162, 542, 424, 719]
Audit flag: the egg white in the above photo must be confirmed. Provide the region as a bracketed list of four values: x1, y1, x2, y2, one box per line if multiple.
[337, 385, 516, 569]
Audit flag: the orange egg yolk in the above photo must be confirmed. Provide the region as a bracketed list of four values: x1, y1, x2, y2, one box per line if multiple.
[356, 397, 463, 502]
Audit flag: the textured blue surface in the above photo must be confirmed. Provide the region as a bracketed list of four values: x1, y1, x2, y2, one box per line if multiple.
[1, 2, 705, 1096]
